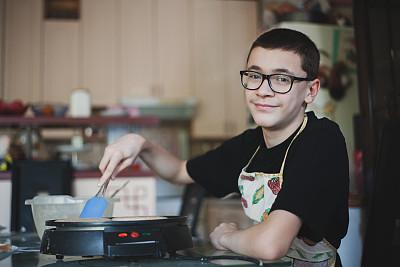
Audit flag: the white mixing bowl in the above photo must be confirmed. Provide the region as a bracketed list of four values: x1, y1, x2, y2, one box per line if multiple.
[25, 195, 119, 239]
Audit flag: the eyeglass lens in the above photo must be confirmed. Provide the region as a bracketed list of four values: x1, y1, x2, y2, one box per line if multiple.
[242, 71, 292, 93]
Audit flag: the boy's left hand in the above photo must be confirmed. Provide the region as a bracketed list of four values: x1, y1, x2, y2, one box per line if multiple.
[209, 222, 239, 250]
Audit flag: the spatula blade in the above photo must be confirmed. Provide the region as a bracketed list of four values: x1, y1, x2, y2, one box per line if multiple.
[79, 197, 108, 218]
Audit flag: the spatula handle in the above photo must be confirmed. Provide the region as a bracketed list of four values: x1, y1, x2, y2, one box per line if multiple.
[79, 197, 108, 218]
[95, 179, 110, 197]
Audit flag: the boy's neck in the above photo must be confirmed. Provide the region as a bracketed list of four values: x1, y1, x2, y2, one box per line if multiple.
[262, 114, 306, 148]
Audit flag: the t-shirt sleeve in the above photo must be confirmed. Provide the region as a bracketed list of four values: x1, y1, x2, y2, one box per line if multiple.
[271, 125, 349, 243]
[186, 128, 261, 198]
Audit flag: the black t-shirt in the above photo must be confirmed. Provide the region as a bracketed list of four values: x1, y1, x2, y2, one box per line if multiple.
[186, 111, 349, 248]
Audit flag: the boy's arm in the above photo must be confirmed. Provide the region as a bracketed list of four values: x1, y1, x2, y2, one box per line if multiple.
[98, 133, 194, 186]
[210, 209, 301, 260]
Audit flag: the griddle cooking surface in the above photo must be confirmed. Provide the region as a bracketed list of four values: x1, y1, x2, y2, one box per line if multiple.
[45, 216, 186, 228]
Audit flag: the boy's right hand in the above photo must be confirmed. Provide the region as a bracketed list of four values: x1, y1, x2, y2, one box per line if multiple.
[98, 134, 145, 186]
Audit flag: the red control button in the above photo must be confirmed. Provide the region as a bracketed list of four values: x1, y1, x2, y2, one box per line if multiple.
[118, 233, 128, 237]
[131, 232, 140, 238]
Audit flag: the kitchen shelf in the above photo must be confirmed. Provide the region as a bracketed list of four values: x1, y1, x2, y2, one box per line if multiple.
[0, 115, 160, 160]
[0, 115, 160, 126]
[0, 169, 154, 180]
[73, 168, 154, 179]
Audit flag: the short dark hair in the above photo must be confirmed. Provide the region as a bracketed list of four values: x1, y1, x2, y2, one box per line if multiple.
[247, 28, 320, 80]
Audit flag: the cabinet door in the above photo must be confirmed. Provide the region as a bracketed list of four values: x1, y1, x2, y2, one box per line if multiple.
[223, 1, 257, 137]
[43, 21, 80, 103]
[120, 0, 153, 98]
[156, 0, 191, 99]
[120, 0, 191, 100]
[81, 0, 118, 106]
[191, 0, 257, 138]
[192, 0, 225, 138]
[3, 0, 42, 102]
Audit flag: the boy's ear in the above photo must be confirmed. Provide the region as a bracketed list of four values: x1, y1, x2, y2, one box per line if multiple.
[305, 79, 320, 104]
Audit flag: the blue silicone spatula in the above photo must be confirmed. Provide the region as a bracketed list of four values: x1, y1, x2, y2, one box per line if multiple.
[79, 179, 110, 218]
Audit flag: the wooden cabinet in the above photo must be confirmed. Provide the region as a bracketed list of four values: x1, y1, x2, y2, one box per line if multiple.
[3, 0, 42, 102]
[154, 0, 192, 99]
[119, 0, 153, 98]
[2, 0, 257, 139]
[191, 0, 257, 138]
[192, 0, 225, 138]
[81, 0, 119, 105]
[43, 21, 80, 102]
[119, 0, 191, 99]
[80, 0, 193, 103]
[3, 0, 80, 104]
[224, 1, 257, 138]
[82, 0, 192, 104]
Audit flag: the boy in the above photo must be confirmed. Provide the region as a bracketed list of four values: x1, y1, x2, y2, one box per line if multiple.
[98, 28, 349, 267]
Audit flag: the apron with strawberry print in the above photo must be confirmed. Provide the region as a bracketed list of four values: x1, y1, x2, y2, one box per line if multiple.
[238, 115, 337, 267]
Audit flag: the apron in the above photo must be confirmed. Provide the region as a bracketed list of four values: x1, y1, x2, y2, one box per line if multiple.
[238, 115, 337, 267]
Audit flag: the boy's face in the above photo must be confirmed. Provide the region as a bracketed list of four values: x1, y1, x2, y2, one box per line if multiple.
[245, 47, 318, 133]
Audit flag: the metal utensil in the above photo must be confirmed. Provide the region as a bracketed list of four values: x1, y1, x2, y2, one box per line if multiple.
[110, 181, 129, 198]
[79, 179, 110, 218]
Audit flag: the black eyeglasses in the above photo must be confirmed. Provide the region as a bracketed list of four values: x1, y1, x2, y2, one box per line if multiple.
[240, 70, 313, 94]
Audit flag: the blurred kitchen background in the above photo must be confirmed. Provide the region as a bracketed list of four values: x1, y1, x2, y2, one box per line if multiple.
[1, 0, 399, 266]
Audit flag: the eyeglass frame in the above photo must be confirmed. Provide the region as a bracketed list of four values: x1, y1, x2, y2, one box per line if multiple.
[239, 70, 313, 94]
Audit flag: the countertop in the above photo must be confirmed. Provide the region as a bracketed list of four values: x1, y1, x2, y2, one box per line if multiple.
[0, 232, 292, 267]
